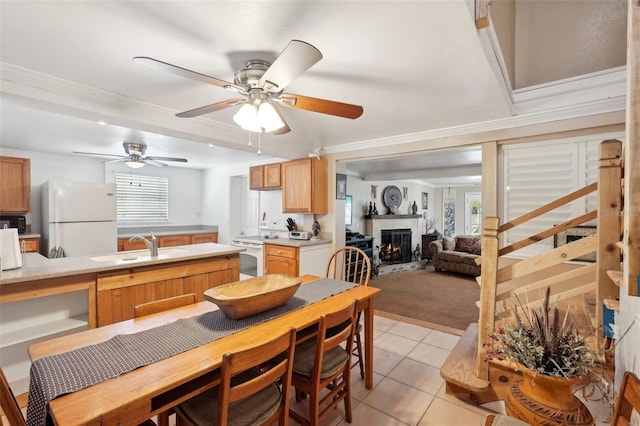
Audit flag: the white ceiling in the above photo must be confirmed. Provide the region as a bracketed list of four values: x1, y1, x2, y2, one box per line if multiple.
[0, 1, 510, 181]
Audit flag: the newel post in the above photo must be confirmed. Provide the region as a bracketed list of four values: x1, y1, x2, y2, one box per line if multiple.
[596, 139, 623, 345]
[476, 216, 500, 380]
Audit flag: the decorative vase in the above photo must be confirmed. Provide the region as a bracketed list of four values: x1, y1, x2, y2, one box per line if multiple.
[504, 368, 594, 425]
[411, 201, 417, 215]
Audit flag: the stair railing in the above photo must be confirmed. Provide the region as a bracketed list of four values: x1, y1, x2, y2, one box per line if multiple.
[475, 139, 623, 380]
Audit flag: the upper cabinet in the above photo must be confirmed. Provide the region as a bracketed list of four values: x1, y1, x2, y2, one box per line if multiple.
[0, 156, 31, 213]
[282, 158, 327, 214]
[249, 163, 281, 190]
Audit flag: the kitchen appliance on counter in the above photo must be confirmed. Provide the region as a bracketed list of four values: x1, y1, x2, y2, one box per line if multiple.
[230, 235, 265, 279]
[0, 228, 22, 270]
[41, 181, 118, 258]
[0, 215, 26, 234]
[289, 231, 312, 240]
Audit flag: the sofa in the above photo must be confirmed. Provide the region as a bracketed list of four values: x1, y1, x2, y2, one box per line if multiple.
[429, 235, 481, 276]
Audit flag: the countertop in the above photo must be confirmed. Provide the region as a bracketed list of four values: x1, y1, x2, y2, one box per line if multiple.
[0, 243, 243, 285]
[262, 238, 331, 248]
[117, 225, 218, 238]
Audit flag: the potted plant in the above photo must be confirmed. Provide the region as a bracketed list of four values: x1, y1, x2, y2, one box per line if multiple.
[485, 287, 603, 425]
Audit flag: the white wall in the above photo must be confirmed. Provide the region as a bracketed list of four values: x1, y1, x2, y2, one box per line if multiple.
[1, 148, 205, 233]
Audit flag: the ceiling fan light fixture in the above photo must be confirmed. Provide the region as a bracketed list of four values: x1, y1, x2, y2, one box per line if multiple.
[233, 103, 261, 132]
[258, 102, 285, 133]
[125, 160, 145, 169]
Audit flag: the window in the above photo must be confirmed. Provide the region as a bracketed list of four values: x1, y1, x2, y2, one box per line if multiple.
[465, 192, 481, 235]
[115, 173, 169, 222]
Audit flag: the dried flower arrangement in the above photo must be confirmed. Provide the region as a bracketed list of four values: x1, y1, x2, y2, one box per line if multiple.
[484, 287, 597, 378]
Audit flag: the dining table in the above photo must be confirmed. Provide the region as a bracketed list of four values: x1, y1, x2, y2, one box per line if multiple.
[27, 275, 380, 426]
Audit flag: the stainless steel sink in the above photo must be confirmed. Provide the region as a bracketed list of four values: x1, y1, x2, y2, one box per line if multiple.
[89, 247, 190, 262]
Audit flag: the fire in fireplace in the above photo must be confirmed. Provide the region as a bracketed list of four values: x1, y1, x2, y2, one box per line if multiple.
[380, 229, 412, 264]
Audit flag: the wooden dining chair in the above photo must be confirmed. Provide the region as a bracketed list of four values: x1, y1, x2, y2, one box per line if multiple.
[173, 327, 297, 426]
[0, 367, 26, 426]
[325, 246, 371, 379]
[133, 293, 197, 318]
[0, 367, 156, 426]
[133, 293, 197, 426]
[289, 300, 358, 426]
[612, 371, 640, 425]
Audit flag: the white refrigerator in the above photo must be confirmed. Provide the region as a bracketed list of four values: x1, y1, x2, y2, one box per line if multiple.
[41, 181, 118, 257]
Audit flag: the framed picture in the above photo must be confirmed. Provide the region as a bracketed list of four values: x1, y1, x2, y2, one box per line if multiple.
[554, 225, 597, 262]
[336, 173, 347, 200]
[421, 192, 429, 209]
[345, 195, 352, 226]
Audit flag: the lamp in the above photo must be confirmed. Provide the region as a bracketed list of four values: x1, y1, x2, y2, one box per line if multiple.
[233, 100, 285, 133]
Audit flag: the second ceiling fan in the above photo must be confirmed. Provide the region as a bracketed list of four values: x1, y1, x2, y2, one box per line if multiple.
[134, 40, 363, 134]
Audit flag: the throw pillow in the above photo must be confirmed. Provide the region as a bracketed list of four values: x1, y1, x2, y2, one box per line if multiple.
[442, 236, 455, 251]
[471, 238, 482, 255]
[455, 236, 477, 254]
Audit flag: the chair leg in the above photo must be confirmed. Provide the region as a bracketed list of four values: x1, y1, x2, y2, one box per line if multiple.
[157, 410, 171, 426]
[354, 332, 364, 380]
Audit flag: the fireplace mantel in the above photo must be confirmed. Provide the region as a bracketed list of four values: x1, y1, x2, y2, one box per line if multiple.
[367, 215, 421, 220]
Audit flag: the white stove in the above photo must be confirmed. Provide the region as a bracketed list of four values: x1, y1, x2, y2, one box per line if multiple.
[231, 236, 265, 278]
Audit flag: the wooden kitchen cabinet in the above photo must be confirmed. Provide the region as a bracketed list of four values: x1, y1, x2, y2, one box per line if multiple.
[249, 163, 281, 190]
[96, 255, 239, 326]
[158, 235, 192, 247]
[118, 232, 218, 251]
[19, 237, 40, 253]
[191, 233, 218, 244]
[282, 158, 328, 214]
[264, 244, 298, 277]
[0, 156, 31, 213]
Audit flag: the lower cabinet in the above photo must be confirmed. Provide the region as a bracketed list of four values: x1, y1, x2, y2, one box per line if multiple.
[19, 237, 40, 253]
[96, 255, 239, 326]
[264, 243, 331, 277]
[264, 244, 298, 277]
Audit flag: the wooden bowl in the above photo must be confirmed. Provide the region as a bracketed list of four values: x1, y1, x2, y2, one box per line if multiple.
[204, 274, 301, 319]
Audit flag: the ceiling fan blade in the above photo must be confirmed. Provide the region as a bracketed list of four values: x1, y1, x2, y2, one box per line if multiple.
[104, 158, 127, 164]
[133, 57, 248, 94]
[144, 159, 168, 167]
[72, 151, 127, 159]
[176, 98, 245, 118]
[145, 156, 188, 163]
[279, 93, 363, 119]
[258, 40, 322, 93]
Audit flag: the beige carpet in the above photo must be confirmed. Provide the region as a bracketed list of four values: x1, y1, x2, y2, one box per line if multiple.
[369, 266, 480, 335]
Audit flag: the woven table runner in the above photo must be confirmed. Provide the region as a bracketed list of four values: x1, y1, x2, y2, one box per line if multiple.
[26, 278, 356, 426]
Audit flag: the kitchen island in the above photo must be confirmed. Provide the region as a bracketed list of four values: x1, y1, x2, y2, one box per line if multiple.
[0, 242, 242, 395]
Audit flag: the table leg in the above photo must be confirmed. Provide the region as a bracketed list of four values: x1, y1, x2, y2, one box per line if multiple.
[363, 300, 374, 389]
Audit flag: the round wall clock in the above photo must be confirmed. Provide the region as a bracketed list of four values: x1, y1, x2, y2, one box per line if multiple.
[383, 185, 402, 211]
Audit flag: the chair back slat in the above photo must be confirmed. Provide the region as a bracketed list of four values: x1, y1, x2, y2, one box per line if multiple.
[0, 367, 26, 426]
[133, 293, 196, 318]
[613, 371, 640, 426]
[325, 247, 371, 287]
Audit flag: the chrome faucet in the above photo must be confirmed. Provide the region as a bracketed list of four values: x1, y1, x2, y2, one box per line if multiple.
[129, 231, 158, 257]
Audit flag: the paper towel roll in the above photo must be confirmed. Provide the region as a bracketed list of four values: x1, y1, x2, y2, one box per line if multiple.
[0, 228, 23, 270]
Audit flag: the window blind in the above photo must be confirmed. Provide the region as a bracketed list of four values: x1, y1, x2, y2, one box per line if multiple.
[115, 174, 169, 221]
[502, 134, 622, 249]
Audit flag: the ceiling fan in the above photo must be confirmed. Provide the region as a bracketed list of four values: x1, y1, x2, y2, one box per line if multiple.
[73, 142, 188, 168]
[133, 40, 364, 134]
